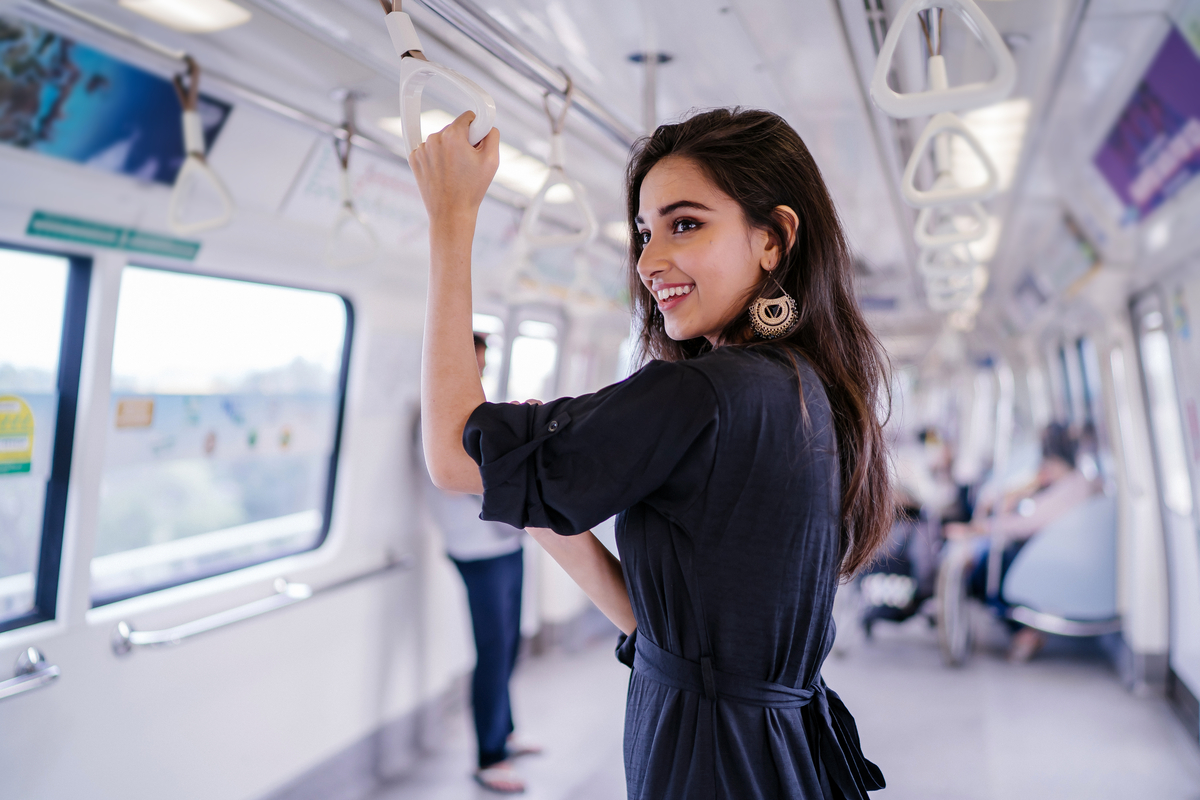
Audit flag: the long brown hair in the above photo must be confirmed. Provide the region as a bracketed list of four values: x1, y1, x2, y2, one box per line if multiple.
[624, 108, 892, 578]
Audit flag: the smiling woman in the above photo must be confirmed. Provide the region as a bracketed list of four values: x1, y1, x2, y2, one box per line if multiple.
[412, 106, 890, 800]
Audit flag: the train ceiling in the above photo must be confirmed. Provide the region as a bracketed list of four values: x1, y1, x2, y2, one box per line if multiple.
[5, 0, 1199, 359]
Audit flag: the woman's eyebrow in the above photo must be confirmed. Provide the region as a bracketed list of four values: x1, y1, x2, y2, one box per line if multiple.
[634, 200, 714, 225]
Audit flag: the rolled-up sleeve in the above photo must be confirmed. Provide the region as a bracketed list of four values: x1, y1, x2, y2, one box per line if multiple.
[463, 360, 719, 535]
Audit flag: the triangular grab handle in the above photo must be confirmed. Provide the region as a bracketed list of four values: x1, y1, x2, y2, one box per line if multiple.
[870, 0, 1017, 119]
[518, 165, 598, 250]
[914, 201, 989, 249]
[918, 244, 977, 278]
[388, 12, 496, 155]
[902, 113, 999, 208]
[167, 104, 234, 235]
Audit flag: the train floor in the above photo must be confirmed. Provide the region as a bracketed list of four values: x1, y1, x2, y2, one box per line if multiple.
[371, 606, 1200, 800]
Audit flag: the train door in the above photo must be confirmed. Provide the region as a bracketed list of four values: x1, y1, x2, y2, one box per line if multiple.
[0, 244, 420, 800]
[1133, 289, 1200, 737]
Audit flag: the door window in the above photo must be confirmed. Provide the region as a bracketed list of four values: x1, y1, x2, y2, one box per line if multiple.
[0, 247, 88, 631]
[92, 267, 351, 604]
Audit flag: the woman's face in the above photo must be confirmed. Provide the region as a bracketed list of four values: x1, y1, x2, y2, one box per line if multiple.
[635, 157, 776, 345]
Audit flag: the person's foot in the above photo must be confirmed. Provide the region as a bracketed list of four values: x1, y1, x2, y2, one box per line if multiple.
[474, 762, 526, 794]
[1007, 628, 1045, 663]
[506, 734, 543, 759]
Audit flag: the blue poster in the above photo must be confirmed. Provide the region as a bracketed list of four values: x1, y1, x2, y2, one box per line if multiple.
[0, 16, 231, 185]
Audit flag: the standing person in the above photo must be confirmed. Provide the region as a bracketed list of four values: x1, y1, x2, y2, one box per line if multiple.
[419, 334, 540, 795]
[413, 108, 891, 799]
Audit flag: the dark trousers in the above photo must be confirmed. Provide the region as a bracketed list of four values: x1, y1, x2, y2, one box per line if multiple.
[452, 549, 524, 769]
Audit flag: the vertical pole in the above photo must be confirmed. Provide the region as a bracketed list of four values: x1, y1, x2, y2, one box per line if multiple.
[643, 52, 657, 134]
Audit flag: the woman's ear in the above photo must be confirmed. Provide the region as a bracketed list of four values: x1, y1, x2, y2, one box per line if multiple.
[761, 205, 800, 271]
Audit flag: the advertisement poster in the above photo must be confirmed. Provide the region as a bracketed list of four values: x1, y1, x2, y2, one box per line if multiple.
[0, 16, 230, 184]
[1093, 26, 1200, 223]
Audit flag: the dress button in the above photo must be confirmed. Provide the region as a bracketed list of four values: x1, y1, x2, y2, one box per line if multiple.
[547, 420, 559, 432]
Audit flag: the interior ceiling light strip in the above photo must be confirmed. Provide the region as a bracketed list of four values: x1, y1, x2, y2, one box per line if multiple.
[416, 0, 638, 148]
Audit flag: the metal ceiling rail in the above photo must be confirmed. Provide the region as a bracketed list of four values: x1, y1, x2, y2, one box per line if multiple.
[416, 0, 640, 149]
[28, 0, 413, 168]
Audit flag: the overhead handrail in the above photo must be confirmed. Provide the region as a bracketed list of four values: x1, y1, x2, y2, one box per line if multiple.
[324, 93, 380, 268]
[870, 0, 1017, 119]
[914, 200, 989, 249]
[380, 0, 496, 155]
[516, 74, 598, 250]
[112, 556, 413, 656]
[167, 57, 235, 235]
[901, 112, 1000, 208]
[0, 648, 60, 703]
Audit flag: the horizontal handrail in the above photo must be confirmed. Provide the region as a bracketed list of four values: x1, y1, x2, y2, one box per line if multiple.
[1007, 606, 1122, 637]
[0, 648, 60, 703]
[111, 557, 413, 656]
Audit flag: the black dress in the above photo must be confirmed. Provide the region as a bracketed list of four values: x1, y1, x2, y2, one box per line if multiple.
[464, 346, 884, 799]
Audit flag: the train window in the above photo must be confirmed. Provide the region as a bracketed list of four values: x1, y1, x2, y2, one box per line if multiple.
[507, 319, 559, 402]
[90, 267, 351, 604]
[472, 312, 506, 402]
[0, 247, 88, 632]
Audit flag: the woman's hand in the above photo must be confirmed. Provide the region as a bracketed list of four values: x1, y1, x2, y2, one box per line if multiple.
[409, 111, 500, 227]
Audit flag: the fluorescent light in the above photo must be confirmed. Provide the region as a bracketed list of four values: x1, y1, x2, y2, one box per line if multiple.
[952, 98, 1031, 192]
[119, 0, 250, 33]
[381, 111, 580, 203]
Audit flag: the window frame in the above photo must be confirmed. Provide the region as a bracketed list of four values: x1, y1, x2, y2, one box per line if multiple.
[0, 242, 91, 634]
[90, 264, 355, 605]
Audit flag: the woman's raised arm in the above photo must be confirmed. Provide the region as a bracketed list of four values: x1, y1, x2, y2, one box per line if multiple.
[410, 112, 500, 493]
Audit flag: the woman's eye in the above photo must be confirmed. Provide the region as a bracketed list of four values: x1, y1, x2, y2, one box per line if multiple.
[638, 230, 651, 245]
[672, 218, 699, 234]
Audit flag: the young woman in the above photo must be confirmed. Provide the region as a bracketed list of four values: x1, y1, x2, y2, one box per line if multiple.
[413, 108, 890, 799]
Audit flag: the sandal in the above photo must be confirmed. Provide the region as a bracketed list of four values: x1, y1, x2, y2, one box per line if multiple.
[474, 764, 526, 794]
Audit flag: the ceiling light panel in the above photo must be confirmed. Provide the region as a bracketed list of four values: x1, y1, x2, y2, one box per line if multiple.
[119, 0, 251, 33]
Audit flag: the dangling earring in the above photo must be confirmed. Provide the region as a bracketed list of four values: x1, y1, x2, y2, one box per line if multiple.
[749, 274, 797, 339]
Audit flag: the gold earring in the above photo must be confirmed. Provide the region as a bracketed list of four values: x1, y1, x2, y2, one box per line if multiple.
[749, 274, 797, 339]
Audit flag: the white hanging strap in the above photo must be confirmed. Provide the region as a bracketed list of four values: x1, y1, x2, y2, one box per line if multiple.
[870, 0, 1017, 119]
[914, 199, 989, 249]
[564, 251, 611, 314]
[517, 74, 598, 251]
[382, 0, 496, 155]
[901, 111, 1000, 207]
[324, 94, 379, 268]
[918, 243, 977, 278]
[168, 57, 234, 235]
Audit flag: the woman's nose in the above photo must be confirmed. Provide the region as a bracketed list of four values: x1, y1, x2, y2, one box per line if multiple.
[636, 240, 669, 281]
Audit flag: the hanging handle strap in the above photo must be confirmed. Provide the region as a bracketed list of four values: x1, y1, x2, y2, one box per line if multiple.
[167, 56, 234, 235]
[901, 113, 1000, 207]
[325, 93, 379, 268]
[869, 0, 1017, 119]
[382, 2, 496, 155]
[517, 73, 598, 250]
[914, 200, 990, 249]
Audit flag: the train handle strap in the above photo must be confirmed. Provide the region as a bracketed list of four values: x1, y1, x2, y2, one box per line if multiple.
[918, 243, 978, 279]
[517, 73, 598, 250]
[914, 199, 990, 249]
[870, 0, 1017, 119]
[168, 56, 234, 235]
[901, 112, 1000, 208]
[382, 0, 496, 155]
[325, 94, 379, 268]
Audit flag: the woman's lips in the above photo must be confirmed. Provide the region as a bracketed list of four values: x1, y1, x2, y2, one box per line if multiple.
[654, 284, 694, 312]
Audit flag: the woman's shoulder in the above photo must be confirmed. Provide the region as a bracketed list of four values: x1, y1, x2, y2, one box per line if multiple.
[684, 345, 823, 392]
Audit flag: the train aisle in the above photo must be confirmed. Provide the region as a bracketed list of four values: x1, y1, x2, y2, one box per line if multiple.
[825, 610, 1200, 800]
[372, 628, 629, 800]
[374, 606, 1200, 800]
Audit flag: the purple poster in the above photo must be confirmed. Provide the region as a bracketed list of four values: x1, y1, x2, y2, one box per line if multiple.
[1093, 28, 1200, 223]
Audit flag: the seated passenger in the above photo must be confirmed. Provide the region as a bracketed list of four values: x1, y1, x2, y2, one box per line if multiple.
[945, 422, 1098, 661]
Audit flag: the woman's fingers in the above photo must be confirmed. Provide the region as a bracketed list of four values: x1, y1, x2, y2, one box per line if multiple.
[410, 111, 500, 224]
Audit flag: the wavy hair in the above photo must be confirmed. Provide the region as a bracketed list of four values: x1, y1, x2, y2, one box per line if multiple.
[624, 108, 892, 578]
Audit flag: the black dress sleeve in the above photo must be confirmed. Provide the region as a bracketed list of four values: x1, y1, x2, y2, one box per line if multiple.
[462, 360, 719, 535]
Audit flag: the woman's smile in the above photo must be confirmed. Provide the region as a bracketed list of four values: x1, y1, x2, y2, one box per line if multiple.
[654, 282, 694, 311]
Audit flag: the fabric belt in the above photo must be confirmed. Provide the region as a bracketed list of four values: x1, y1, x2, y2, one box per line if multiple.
[633, 634, 885, 799]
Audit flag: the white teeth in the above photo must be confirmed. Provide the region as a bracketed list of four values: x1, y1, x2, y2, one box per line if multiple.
[656, 285, 692, 301]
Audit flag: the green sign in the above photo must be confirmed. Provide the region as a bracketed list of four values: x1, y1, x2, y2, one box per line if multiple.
[26, 211, 201, 260]
[0, 396, 34, 475]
